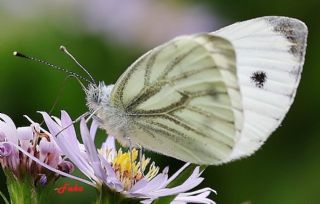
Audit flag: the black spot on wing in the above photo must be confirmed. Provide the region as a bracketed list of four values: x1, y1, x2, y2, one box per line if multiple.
[251, 71, 267, 88]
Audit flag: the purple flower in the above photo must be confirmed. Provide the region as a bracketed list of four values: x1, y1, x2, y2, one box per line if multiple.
[40, 111, 216, 203]
[0, 113, 74, 185]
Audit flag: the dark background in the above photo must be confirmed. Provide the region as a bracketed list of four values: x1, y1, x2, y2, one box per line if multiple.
[0, 0, 319, 203]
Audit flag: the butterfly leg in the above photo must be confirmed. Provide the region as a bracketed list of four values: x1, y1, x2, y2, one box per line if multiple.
[55, 112, 90, 137]
[137, 144, 145, 177]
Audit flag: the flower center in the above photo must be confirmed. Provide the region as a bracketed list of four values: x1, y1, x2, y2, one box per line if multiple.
[110, 148, 159, 191]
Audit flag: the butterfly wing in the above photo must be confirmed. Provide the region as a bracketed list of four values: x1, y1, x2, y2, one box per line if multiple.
[110, 34, 243, 164]
[214, 16, 308, 161]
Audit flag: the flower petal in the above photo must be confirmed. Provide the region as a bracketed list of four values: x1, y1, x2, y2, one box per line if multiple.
[129, 178, 149, 194]
[147, 167, 204, 197]
[0, 113, 18, 144]
[98, 155, 123, 191]
[80, 118, 107, 182]
[90, 119, 99, 140]
[130, 171, 168, 194]
[163, 162, 190, 187]
[17, 126, 33, 140]
[174, 190, 216, 204]
[0, 130, 6, 142]
[40, 111, 97, 181]
[39, 139, 57, 154]
[60, 111, 79, 145]
[101, 135, 116, 162]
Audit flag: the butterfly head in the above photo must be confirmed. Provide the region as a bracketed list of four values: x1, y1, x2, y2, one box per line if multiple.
[85, 82, 114, 114]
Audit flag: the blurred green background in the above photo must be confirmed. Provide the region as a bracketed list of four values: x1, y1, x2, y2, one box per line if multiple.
[0, 0, 319, 203]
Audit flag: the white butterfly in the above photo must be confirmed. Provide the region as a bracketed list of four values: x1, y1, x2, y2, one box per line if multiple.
[84, 16, 308, 165]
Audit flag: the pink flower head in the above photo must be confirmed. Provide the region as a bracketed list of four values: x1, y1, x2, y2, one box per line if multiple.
[0, 113, 74, 186]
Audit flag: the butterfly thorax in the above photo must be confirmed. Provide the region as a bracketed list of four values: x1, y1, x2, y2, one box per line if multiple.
[85, 82, 130, 146]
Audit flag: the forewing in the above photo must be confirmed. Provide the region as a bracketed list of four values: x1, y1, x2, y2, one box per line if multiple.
[110, 34, 243, 164]
[214, 16, 308, 161]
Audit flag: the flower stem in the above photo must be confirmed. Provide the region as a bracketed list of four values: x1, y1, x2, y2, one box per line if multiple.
[96, 185, 141, 204]
[5, 170, 54, 204]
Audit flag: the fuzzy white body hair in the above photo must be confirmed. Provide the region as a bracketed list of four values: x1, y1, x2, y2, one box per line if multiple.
[85, 82, 131, 146]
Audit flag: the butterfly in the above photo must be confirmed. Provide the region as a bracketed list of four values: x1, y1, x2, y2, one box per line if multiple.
[84, 16, 308, 165]
[15, 16, 308, 165]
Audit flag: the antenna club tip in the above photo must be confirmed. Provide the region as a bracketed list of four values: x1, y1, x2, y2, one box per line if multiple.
[59, 45, 67, 52]
[13, 51, 27, 58]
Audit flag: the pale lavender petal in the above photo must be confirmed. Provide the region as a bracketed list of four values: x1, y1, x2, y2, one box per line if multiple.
[19, 140, 32, 151]
[30, 122, 41, 133]
[51, 116, 62, 126]
[80, 118, 106, 182]
[101, 135, 116, 161]
[98, 155, 117, 180]
[130, 171, 168, 194]
[163, 162, 190, 187]
[40, 112, 96, 180]
[0, 130, 6, 142]
[158, 166, 169, 188]
[40, 112, 61, 136]
[0, 113, 18, 144]
[16, 124, 33, 151]
[129, 178, 149, 193]
[174, 188, 216, 204]
[170, 201, 185, 204]
[140, 200, 152, 204]
[89, 119, 99, 140]
[147, 167, 203, 197]
[17, 126, 33, 140]
[39, 139, 57, 154]
[54, 130, 96, 180]
[173, 191, 216, 204]
[40, 112, 82, 155]
[162, 166, 169, 174]
[98, 154, 123, 191]
[177, 188, 216, 197]
[60, 111, 78, 144]
[39, 139, 60, 167]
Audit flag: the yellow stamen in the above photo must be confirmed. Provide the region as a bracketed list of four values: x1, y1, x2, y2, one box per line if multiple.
[99, 147, 159, 191]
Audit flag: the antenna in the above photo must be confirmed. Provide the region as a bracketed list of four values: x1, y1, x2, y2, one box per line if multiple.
[59, 45, 96, 84]
[13, 51, 93, 84]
